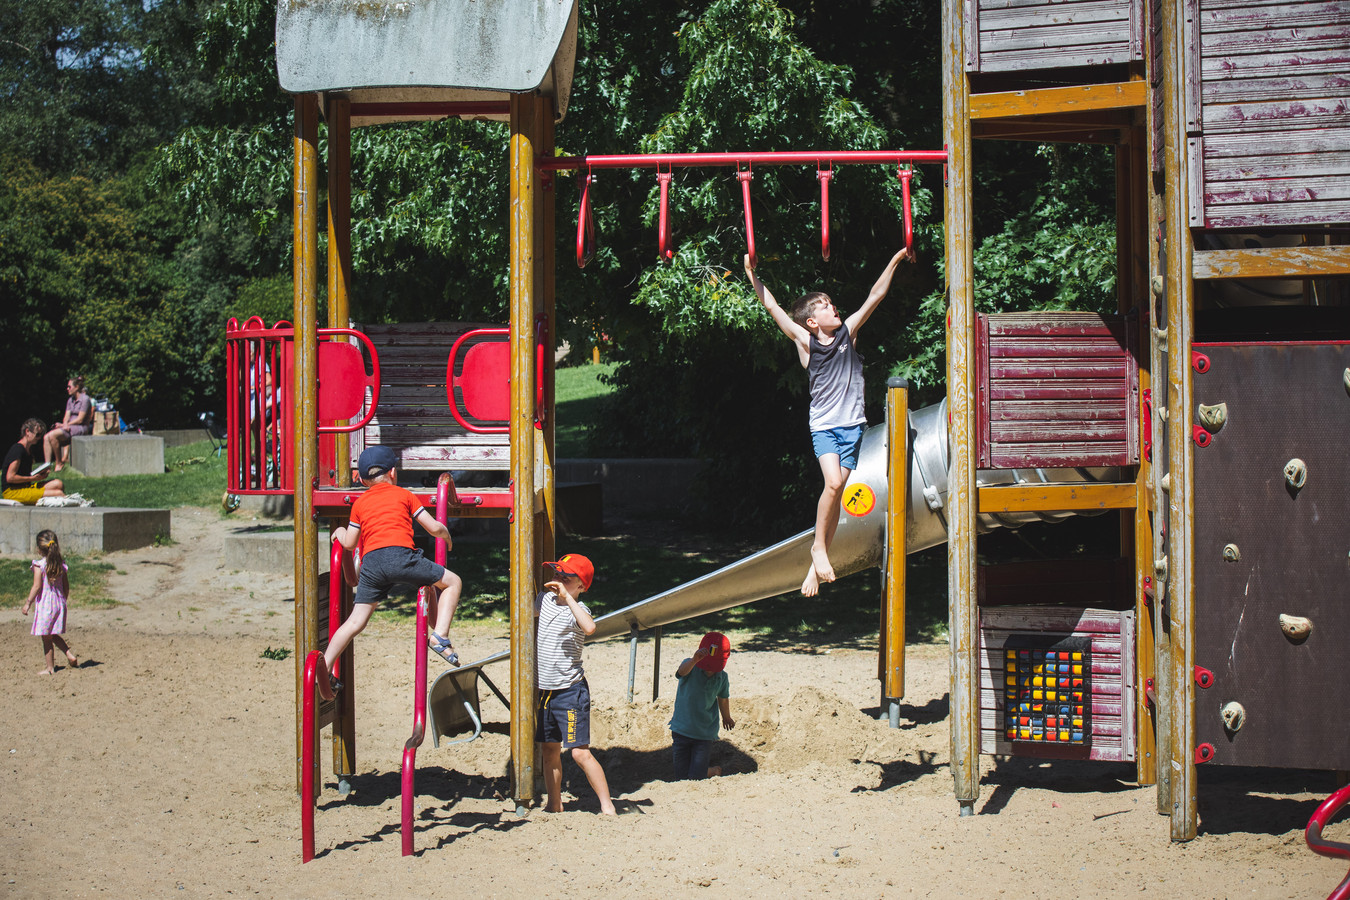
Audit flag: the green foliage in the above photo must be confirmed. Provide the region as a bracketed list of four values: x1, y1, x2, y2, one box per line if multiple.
[554, 362, 619, 457]
[259, 646, 292, 661]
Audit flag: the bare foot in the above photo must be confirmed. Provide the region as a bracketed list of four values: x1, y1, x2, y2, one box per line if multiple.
[38, 669, 53, 676]
[599, 804, 617, 816]
[810, 546, 837, 584]
[544, 805, 564, 813]
[801, 564, 820, 597]
[65, 654, 79, 669]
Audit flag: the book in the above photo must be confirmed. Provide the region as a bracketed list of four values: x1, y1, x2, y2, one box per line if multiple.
[30, 462, 51, 477]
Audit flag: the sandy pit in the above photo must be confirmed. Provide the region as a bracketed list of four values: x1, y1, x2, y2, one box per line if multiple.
[2, 507, 1346, 898]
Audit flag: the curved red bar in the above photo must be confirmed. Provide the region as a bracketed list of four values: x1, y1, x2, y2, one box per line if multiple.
[899, 166, 914, 259]
[576, 171, 596, 268]
[1307, 784, 1350, 900]
[737, 169, 757, 268]
[817, 168, 833, 261]
[657, 170, 674, 260]
[316, 328, 382, 435]
[445, 328, 509, 435]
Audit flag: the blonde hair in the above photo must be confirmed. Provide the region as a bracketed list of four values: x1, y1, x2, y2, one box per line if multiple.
[36, 530, 65, 587]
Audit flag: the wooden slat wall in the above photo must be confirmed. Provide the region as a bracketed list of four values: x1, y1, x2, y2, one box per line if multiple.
[980, 606, 1137, 762]
[1191, 0, 1350, 228]
[348, 322, 510, 471]
[976, 312, 1139, 468]
[967, 0, 1144, 73]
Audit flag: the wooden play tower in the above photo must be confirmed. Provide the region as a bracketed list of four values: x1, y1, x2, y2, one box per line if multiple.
[942, 0, 1350, 840]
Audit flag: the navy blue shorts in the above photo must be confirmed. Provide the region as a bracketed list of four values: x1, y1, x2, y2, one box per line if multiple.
[353, 546, 446, 605]
[536, 678, 591, 749]
[811, 423, 865, 471]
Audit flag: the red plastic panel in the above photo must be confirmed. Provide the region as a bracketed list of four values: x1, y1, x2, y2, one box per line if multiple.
[458, 341, 510, 422]
[317, 341, 369, 422]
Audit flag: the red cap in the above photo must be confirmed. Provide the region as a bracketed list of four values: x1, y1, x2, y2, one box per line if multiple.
[544, 553, 595, 591]
[695, 632, 731, 673]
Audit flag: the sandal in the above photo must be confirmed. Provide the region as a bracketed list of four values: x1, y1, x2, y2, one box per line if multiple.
[429, 633, 459, 667]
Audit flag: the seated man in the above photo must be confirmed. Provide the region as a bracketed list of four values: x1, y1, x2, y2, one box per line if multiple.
[5, 419, 65, 504]
[44, 377, 93, 471]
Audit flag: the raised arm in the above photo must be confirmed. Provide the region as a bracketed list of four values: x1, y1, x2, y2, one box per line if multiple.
[744, 254, 811, 368]
[844, 247, 910, 341]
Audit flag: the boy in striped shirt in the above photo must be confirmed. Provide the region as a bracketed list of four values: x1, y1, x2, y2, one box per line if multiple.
[535, 553, 616, 815]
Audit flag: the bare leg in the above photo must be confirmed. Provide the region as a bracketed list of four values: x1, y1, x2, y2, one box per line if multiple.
[803, 454, 847, 595]
[52, 635, 77, 668]
[431, 569, 463, 640]
[322, 602, 376, 672]
[541, 742, 564, 812]
[43, 479, 64, 498]
[570, 746, 617, 815]
[39, 636, 55, 675]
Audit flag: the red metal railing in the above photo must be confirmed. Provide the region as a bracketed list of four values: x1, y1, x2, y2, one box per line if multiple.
[541, 150, 942, 267]
[1307, 784, 1350, 900]
[225, 318, 381, 495]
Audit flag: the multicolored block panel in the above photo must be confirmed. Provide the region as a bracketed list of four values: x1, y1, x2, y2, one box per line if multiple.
[1002, 636, 1090, 745]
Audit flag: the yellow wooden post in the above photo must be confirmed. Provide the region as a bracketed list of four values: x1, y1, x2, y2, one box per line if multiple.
[881, 378, 910, 723]
[1160, 0, 1198, 840]
[536, 100, 557, 584]
[509, 92, 543, 811]
[325, 92, 356, 785]
[292, 93, 321, 793]
[943, 0, 980, 817]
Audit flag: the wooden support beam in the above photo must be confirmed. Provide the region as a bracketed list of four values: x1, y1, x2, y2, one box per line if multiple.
[970, 81, 1148, 119]
[292, 93, 321, 794]
[881, 379, 910, 712]
[1192, 246, 1350, 280]
[977, 482, 1137, 513]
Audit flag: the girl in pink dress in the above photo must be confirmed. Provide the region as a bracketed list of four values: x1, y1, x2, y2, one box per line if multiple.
[21, 530, 79, 675]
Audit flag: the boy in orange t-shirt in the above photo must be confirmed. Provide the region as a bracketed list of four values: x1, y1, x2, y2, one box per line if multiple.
[323, 446, 464, 681]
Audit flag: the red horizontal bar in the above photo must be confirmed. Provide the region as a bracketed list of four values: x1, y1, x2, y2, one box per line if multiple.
[539, 149, 948, 172]
[312, 487, 512, 516]
[349, 101, 510, 118]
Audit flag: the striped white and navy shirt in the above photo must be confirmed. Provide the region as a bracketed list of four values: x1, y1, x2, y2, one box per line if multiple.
[535, 590, 589, 690]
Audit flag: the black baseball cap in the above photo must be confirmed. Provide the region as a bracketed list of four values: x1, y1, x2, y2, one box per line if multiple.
[358, 446, 398, 478]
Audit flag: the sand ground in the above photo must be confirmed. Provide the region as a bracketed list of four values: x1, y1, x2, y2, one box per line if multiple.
[2, 507, 1346, 898]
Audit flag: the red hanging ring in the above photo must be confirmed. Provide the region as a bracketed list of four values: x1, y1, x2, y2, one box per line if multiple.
[657, 167, 674, 261]
[817, 165, 833, 261]
[576, 169, 596, 269]
[899, 165, 914, 259]
[737, 167, 757, 268]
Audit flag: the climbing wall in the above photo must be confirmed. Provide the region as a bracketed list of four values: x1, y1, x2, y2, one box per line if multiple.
[1192, 341, 1350, 770]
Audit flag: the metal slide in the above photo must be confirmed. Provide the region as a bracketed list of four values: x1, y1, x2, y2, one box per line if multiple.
[588, 399, 1108, 641]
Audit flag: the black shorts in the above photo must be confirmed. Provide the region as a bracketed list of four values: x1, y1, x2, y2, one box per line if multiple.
[353, 546, 446, 605]
[535, 678, 591, 749]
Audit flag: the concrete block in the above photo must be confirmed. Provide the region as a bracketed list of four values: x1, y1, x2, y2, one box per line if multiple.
[145, 429, 215, 449]
[71, 435, 165, 478]
[224, 528, 328, 574]
[0, 506, 171, 555]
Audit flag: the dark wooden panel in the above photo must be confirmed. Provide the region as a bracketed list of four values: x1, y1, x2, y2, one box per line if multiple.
[988, 399, 1135, 421]
[1192, 342, 1350, 770]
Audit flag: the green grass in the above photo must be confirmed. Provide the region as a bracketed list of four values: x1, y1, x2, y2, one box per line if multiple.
[0, 557, 118, 609]
[554, 362, 617, 457]
[60, 440, 229, 509]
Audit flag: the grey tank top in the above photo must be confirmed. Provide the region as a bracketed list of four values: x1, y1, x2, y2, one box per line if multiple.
[807, 323, 866, 432]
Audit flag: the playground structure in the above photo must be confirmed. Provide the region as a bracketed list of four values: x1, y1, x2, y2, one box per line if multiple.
[255, 0, 1350, 862]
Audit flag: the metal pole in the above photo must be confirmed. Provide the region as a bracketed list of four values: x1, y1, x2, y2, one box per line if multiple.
[882, 377, 910, 726]
[509, 92, 541, 813]
[538, 149, 949, 172]
[627, 624, 639, 704]
[652, 626, 662, 702]
[292, 93, 320, 794]
[943, 0, 981, 818]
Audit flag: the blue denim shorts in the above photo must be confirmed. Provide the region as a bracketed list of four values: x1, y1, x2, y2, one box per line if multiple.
[810, 424, 865, 471]
[536, 678, 591, 748]
[353, 546, 446, 605]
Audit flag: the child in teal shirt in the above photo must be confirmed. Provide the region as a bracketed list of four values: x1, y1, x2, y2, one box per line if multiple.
[669, 632, 735, 780]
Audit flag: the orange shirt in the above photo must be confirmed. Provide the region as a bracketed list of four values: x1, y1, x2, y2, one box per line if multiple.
[349, 481, 424, 554]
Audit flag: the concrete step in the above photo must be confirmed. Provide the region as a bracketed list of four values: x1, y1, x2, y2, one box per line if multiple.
[0, 506, 172, 555]
[71, 435, 165, 478]
[223, 529, 330, 574]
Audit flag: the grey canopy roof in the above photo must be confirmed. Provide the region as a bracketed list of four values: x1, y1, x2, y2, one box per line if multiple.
[275, 0, 578, 124]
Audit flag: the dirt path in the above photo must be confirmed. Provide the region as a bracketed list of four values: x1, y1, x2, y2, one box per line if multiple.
[1, 508, 1344, 898]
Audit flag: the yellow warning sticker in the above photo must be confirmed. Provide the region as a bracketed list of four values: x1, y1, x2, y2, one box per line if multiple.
[841, 483, 876, 517]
